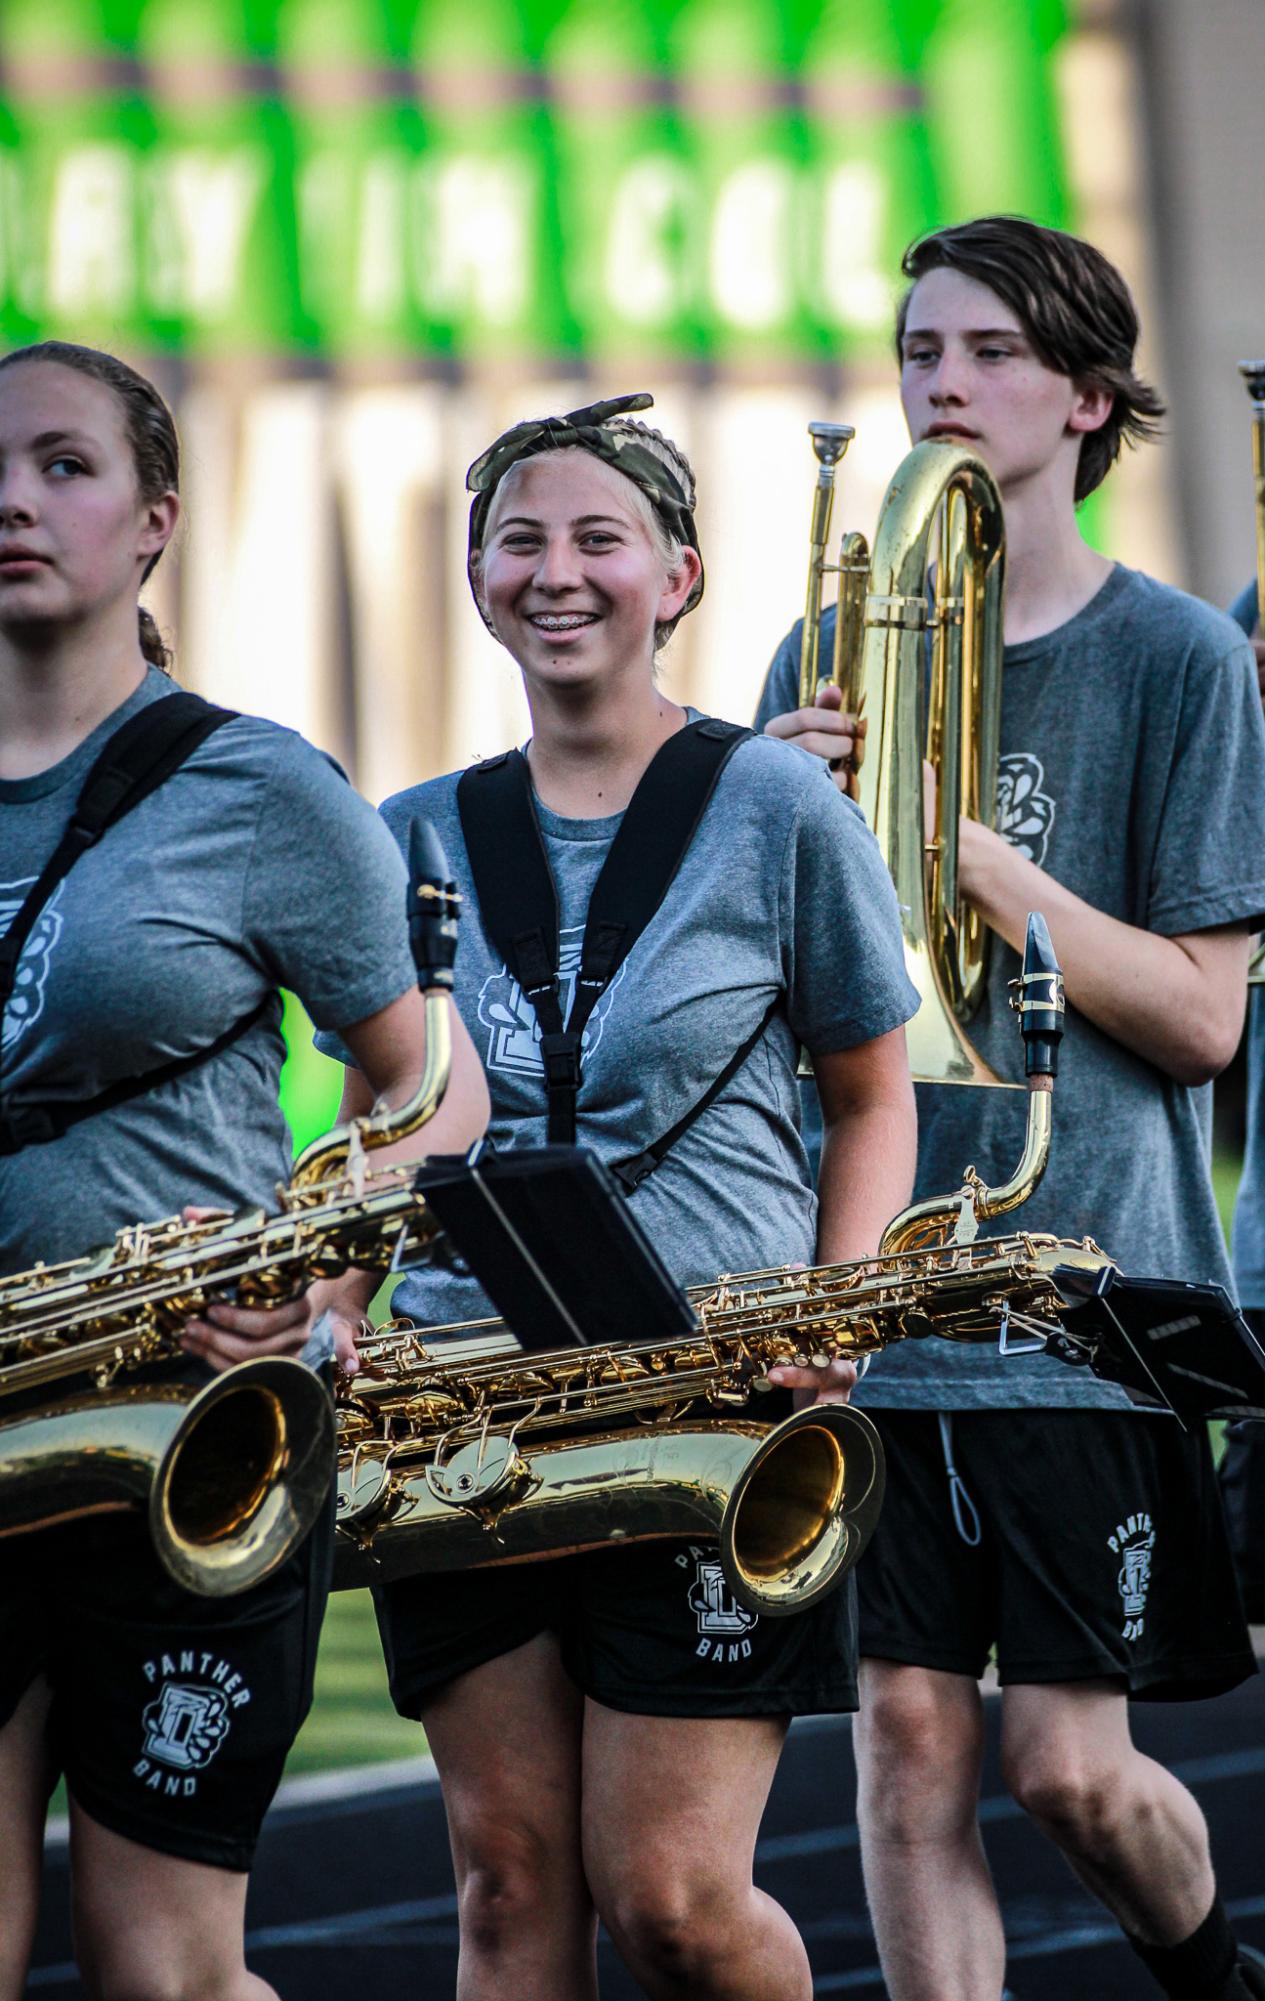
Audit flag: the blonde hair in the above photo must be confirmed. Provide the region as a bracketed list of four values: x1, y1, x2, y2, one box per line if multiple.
[477, 432, 700, 655]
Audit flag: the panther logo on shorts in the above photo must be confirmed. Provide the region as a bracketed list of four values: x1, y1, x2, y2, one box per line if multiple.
[683, 1553, 759, 1664]
[1107, 1511, 1155, 1642]
[0, 880, 64, 1054]
[996, 754, 1055, 866]
[133, 1649, 253, 1798]
[477, 925, 627, 1078]
[142, 1683, 231, 1771]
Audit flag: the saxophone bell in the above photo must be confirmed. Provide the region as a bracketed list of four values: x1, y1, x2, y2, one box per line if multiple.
[721, 1401, 885, 1615]
[0, 1356, 334, 1597]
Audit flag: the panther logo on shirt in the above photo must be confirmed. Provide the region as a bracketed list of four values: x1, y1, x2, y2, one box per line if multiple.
[0, 880, 63, 1055]
[476, 924, 627, 1078]
[995, 754, 1055, 866]
[133, 1648, 253, 1798]
[1107, 1511, 1155, 1643]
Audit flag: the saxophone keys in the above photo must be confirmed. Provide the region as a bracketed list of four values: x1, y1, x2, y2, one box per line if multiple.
[425, 1434, 531, 1511]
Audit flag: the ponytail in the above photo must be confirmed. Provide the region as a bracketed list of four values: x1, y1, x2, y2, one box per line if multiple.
[138, 606, 172, 672]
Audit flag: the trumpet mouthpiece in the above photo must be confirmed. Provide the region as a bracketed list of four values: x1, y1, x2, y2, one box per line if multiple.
[808, 421, 856, 469]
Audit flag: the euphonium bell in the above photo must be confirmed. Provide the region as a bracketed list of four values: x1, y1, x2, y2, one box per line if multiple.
[800, 426, 1010, 1086]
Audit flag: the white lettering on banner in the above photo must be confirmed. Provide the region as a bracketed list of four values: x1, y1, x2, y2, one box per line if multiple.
[47, 145, 135, 314]
[12, 136, 907, 340]
[709, 158, 794, 331]
[818, 161, 895, 332]
[414, 155, 534, 324]
[356, 153, 409, 320]
[603, 154, 694, 326]
[148, 148, 267, 318]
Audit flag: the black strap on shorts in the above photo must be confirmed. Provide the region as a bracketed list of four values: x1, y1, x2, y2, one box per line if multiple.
[457, 717, 771, 1185]
[0, 691, 258, 1156]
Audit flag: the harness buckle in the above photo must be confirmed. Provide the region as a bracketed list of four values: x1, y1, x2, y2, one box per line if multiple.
[538, 1033, 581, 1092]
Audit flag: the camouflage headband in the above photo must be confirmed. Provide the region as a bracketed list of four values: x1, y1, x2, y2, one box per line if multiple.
[465, 391, 704, 624]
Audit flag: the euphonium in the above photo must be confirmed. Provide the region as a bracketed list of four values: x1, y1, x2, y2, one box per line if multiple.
[335, 921, 1071, 1616]
[0, 824, 460, 1597]
[800, 426, 1007, 1084]
[1238, 360, 1265, 985]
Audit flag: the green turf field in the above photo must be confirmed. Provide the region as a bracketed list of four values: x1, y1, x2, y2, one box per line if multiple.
[287, 1590, 421, 1775]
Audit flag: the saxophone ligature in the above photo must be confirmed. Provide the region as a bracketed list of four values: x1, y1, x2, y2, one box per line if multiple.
[0, 821, 460, 1597]
[799, 425, 1007, 1085]
[333, 918, 1092, 1617]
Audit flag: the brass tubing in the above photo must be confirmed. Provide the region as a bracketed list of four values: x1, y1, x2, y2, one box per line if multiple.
[878, 1078, 1054, 1258]
[335, 1403, 883, 1617]
[799, 423, 857, 708]
[290, 985, 453, 1191]
[0, 1357, 334, 1597]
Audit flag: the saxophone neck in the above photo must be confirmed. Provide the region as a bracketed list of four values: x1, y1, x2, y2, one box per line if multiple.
[878, 911, 1064, 1257]
[290, 820, 460, 1192]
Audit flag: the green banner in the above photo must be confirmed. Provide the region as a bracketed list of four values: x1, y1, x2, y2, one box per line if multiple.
[0, 0, 1071, 360]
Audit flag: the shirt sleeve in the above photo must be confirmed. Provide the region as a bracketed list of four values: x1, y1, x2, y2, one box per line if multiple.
[1228, 580, 1260, 636]
[1147, 631, 1265, 937]
[753, 618, 807, 731]
[780, 764, 920, 1052]
[241, 736, 416, 1032]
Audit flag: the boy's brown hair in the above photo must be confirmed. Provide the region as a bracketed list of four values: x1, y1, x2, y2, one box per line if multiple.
[894, 215, 1166, 501]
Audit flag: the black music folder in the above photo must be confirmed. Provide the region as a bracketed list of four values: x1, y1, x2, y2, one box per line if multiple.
[411, 1144, 698, 1353]
[1054, 1264, 1265, 1426]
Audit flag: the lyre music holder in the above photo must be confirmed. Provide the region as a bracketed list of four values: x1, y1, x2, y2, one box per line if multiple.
[409, 1144, 698, 1353]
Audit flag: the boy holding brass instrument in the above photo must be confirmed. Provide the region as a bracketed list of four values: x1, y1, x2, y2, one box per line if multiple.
[759, 216, 1265, 2001]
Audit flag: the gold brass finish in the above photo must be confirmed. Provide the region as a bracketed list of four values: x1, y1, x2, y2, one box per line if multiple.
[1240, 360, 1265, 627]
[0, 987, 453, 1595]
[335, 924, 1066, 1616]
[0, 1357, 333, 1597]
[334, 1226, 1109, 1616]
[799, 430, 1009, 1085]
[1238, 362, 1265, 985]
[800, 424, 861, 708]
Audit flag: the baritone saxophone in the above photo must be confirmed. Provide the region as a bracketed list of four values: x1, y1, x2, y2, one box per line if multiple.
[0, 822, 460, 1597]
[335, 919, 1084, 1616]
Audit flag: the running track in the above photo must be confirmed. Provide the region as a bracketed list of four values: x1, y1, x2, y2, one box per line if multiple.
[29, 1675, 1265, 1997]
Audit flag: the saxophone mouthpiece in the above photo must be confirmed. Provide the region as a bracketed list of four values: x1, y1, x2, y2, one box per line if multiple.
[1238, 360, 1265, 406]
[408, 819, 461, 992]
[1010, 911, 1065, 1080]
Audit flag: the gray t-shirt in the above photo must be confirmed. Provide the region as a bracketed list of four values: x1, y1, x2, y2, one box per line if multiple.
[0, 669, 416, 1277]
[1227, 579, 1265, 1304]
[758, 566, 1265, 1409]
[323, 727, 919, 1330]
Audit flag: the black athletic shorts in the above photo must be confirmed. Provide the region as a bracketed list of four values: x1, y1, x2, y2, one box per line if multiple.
[856, 1408, 1256, 1700]
[374, 1537, 859, 1720]
[0, 1490, 334, 1872]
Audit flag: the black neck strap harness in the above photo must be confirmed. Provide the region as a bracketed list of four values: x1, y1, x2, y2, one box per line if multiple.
[457, 717, 778, 1192]
[0, 692, 269, 1156]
